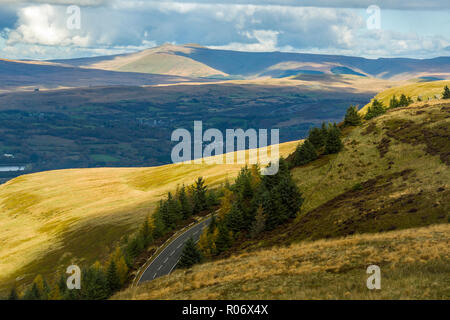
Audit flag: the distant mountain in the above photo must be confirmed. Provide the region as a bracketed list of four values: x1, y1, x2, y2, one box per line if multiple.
[51, 44, 450, 80]
[0, 58, 204, 91]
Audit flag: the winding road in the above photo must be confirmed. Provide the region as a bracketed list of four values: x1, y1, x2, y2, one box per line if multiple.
[138, 216, 212, 284]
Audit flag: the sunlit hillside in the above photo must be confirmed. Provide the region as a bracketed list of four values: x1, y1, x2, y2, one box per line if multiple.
[115, 223, 450, 300]
[0, 141, 297, 292]
[360, 80, 450, 113]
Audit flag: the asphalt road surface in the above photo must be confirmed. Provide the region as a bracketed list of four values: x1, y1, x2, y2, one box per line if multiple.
[138, 216, 212, 284]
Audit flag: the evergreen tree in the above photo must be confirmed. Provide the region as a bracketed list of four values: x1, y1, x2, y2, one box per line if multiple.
[250, 207, 266, 238]
[398, 94, 410, 107]
[139, 216, 153, 246]
[292, 139, 317, 166]
[215, 224, 232, 254]
[8, 287, 19, 300]
[192, 177, 207, 214]
[261, 189, 286, 230]
[106, 260, 121, 294]
[178, 185, 192, 219]
[308, 126, 326, 149]
[178, 237, 203, 268]
[344, 105, 362, 126]
[364, 99, 385, 120]
[226, 205, 245, 233]
[325, 124, 343, 154]
[276, 175, 304, 219]
[23, 283, 41, 300]
[389, 95, 399, 109]
[82, 264, 108, 300]
[443, 85, 450, 99]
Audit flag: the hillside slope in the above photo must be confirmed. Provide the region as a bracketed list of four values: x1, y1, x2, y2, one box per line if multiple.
[115, 223, 449, 300]
[360, 80, 450, 113]
[0, 141, 297, 292]
[116, 99, 449, 300]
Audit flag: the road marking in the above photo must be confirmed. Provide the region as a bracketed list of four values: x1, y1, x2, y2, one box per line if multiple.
[158, 265, 162, 271]
[137, 215, 213, 285]
[169, 259, 180, 274]
[170, 250, 175, 256]
[153, 273, 157, 279]
[164, 257, 168, 263]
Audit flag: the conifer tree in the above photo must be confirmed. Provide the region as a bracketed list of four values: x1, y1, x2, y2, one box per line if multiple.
[215, 224, 232, 254]
[308, 126, 326, 149]
[192, 177, 207, 214]
[82, 263, 108, 300]
[226, 205, 245, 233]
[364, 99, 385, 120]
[23, 283, 41, 300]
[178, 237, 203, 268]
[325, 124, 343, 154]
[178, 185, 192, 219]
[250, 207, 266, 238]
[398, 94, 410, 107]
[106, 260, 121, 294]
[344, 105, 362, 126]
[292, 139, 317, 166]
[389, 95, 398, 109]
[443, 85, 450, 99]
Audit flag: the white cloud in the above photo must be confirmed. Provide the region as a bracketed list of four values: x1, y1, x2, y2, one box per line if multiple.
[7, 4, 90, 46]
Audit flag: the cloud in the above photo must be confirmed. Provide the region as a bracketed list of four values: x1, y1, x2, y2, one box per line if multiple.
[0, 0, 110, 6]
[6, 4, 89, 46]
[0, 1, 448, 60]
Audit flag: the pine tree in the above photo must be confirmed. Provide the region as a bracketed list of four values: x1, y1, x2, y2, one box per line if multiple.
[198, 227, 216, 258]
[178, 185, 192, 219]
[389, 95, 398, 109]
[325, 124, 343, 154]
[364, 99, 385, 120]
[215, 224, 232, 254]
[192, 177, 207, 214]
[139, 216, 153, 246]
[82, 263, 108, 300]
[58, 274, 67, 296]
[23, 283, 41, 300]
[250, 207, 266, 238]
[308, 126, 326, 149]
[226, 205, 245, 233]
[292, 139, 317, 166]
[398, 94, 410, 107]
[106, 260, 121, 294]
[443, 85, 450, 99]
[276, 175, 304, 219]
[344, 105, 362, 126]
[8, 287, 19, 300]
[178, 237, 203, 268]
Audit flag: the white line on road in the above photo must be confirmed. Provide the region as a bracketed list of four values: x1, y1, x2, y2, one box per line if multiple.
[158, 265, 162, 271]
[153, 273, 156, 279]
[164, 257, 168, 263]
[170, 250, 175, 256]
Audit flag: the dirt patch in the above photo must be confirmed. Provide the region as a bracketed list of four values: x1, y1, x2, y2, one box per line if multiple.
[377, 137, 391, 158]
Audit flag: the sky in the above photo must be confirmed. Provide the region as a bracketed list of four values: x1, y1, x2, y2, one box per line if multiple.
[0, 0, 449, 60]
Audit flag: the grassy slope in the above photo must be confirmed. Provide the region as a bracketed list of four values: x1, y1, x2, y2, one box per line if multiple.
[0, 141, 297, 292]
[360, 80, 450, 114]
[116, 98, 450, 300]
[115, 223, 450, 300]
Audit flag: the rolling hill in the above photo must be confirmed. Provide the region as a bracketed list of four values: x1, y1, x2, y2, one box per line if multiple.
[115, 92, 450, 299]
[52, 44, 450, 80]
[0, 141, 297, 293]
[0, 58, 203, 92]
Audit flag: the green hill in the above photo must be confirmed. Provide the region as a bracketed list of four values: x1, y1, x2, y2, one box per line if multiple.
[116, 97, 450, 300]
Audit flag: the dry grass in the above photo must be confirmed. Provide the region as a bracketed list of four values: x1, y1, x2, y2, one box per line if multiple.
[114, 223, 450, 300]
[0, 141, 297, 291]
[360, 80, 450, 114]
